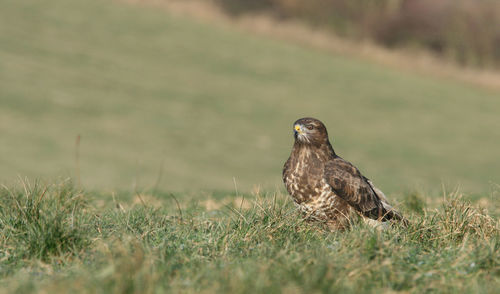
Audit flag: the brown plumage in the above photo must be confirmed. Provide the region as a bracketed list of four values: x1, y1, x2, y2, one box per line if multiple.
[283, 117, 405, 230]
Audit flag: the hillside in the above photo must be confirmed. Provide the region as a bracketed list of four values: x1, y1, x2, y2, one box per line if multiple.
[1, 0, 499, 196]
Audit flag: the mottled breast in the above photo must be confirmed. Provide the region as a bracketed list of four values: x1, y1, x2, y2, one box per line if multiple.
[283, 149, 349, 222]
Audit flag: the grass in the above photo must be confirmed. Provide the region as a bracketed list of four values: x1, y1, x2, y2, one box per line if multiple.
[0, 179, 498, 293]
[0, 0, 499, 292]
[0, 0, 500, 195]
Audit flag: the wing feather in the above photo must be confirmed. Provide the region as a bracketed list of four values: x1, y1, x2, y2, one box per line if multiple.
[324, 157, 386, 220]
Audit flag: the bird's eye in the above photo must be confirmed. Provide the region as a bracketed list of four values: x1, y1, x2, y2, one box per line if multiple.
[306, 125, 314, 130]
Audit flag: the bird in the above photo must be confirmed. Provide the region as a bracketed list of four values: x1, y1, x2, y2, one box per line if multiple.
[282, 117, 405, 230]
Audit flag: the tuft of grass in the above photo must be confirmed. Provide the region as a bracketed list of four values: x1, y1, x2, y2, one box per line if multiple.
[0, 179, 90, 263]
[0, 180, 498, 293]
[439, 192, 498, 243]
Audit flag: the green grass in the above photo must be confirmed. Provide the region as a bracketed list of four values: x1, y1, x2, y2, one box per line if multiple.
[0, 179, 498, 293]
[0, 0, 499, 292]
[1, 0, 500, 195]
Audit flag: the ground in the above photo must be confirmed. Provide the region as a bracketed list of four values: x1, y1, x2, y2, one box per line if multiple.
[0, 180, 498, 293]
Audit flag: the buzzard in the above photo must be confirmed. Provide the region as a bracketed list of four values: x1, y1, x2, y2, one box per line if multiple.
[283, 117, 405, 230]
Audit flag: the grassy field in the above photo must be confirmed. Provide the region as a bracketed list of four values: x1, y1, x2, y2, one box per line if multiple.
[1, 0, 500, 195]
[0, 0, 499, 292]
[0, 179, 498, 293]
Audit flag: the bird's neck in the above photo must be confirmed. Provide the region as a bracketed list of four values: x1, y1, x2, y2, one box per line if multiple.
[293, 139, 337, 158]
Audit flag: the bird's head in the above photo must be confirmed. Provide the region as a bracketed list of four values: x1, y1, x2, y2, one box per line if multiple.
[293, 117, 329, 146]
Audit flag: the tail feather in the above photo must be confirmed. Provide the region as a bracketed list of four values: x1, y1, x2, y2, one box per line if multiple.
[382, 202, 408, 226]
[366, 180, 409, 226]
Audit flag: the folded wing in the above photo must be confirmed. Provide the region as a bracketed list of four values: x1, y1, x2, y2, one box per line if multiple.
[324, 157, 403, 222]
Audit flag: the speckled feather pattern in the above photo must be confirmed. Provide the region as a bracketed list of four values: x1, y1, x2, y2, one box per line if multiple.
[283, 118, 405, 230]
[283, 142, 354, 230]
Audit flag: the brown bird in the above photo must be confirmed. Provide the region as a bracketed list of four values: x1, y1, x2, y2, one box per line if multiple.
[283, 117, 405, 230]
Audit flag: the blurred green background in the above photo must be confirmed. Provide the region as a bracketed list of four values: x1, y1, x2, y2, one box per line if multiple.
[1, 0, 499, 195]
[216, 0, 500, 69]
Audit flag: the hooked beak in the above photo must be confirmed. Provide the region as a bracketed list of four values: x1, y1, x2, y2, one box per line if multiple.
[294, 124, 303, 140]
